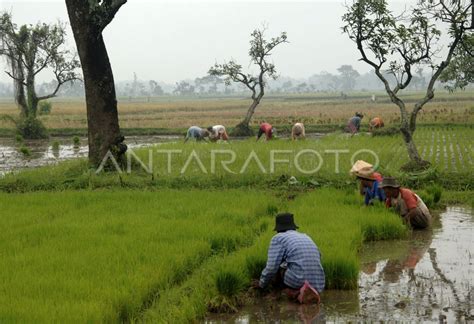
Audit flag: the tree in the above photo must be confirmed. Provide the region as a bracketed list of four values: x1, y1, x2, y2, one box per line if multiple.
[209, 26, 288, 136]
[65, 0, 127, 167]
[337, 65, 360, 91]
[342, 0, 472, 169]
[440, 34, 474, 90]
[173, 81, 195, 96]
[149, 80, 164, 96]
[0, 12, 80, 138]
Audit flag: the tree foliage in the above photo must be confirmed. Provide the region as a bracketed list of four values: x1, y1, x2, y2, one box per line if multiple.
[0, 12, 80, 121]
[209, 26, 287, 134]
[440, 33, 474, 90]
[342, 0, 472, 167]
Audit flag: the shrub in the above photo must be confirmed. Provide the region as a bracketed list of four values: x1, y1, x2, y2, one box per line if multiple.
[38, 101, 52, 115]
[215, 270, 244, 297]
[16, 117, 48, 139]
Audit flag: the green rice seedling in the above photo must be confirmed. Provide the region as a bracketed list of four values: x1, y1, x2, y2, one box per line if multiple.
[15, 134, 23, 143]
[215, 270, 245, 298]
[245, 254, 267, 279]
[19, 145, 31, 157]
[52, 141, 60, 151]
[426, 184, 443, 203]
[72, 136, 80, 147]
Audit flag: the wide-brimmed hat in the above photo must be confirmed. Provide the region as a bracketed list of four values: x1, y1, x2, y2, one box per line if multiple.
[274, 213, 299, 232]
[350, 160, 376, 180]
[380, 177, 400, 188]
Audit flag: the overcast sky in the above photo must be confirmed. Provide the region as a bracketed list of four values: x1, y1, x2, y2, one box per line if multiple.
[1, 0, 417, 83]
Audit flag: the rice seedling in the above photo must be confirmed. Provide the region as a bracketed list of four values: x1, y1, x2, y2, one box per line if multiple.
[72, 136, 80, 147]
[19, 145, 31, 156]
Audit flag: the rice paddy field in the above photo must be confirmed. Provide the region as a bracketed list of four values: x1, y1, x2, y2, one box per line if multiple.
[0, 92, 473, 322]
[0, 91, 473, 131]
[0, 188, 406, 322]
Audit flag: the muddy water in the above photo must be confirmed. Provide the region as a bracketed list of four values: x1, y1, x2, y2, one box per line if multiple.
[0, 135, 180, 176]
[0, 133, 326, 176]
[207, 207, 474, 323]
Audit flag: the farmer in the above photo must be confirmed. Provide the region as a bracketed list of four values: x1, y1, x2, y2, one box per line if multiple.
[184, 126, 210, 142]
[345, 112, 364, 135]
[207, 125, 229, 141]
[369, 117, 384, 131]
[257, 122, 275, 141]
[380, 177, 432, 229]
[350, 160, 385, 206]
[253, 213, 325, 304]
[291, 122, 306, 140]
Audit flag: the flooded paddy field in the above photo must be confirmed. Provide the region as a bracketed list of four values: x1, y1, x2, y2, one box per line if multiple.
[207, 207, 474, 323]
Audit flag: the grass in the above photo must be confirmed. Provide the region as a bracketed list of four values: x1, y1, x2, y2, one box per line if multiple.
[0, 188, 407, 322]
[138, 189, 407, 322]
[1, 125, 473, 192]
[0, 189, 278, 322]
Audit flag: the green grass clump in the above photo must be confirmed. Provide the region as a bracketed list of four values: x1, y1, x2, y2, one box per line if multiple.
[215, 270, 245, 297]
[72, 136, 80, 146]
[52, 141, 60, 151]
[15, 134, 23, 143]
[19, 145, 31, 157]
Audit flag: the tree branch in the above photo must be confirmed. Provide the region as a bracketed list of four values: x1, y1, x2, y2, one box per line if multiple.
[98, 0, 127, 32]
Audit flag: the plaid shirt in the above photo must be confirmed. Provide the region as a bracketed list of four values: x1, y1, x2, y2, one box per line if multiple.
[259, 230, 325, 292]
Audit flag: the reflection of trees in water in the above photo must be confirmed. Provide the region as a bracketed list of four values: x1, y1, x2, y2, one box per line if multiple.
[428, 248, 470, 321]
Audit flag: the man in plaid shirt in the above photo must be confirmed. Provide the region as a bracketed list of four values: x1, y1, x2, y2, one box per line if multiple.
[257, 213, 325, 294]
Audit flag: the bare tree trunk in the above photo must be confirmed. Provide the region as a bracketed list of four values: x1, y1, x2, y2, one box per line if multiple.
[233, 93, 263, 136]
[65, 1, 126, 167]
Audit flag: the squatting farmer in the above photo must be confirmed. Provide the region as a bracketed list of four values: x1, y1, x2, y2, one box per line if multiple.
[291, 122, 306, 140]
[381, 177, 432, 229]
[257, 122, 275, 141]
[207, 125, 229, 141]
[184, 126, 210, 142]
[253, 213, 325, 304]
[350, 160, 385, 206]
[345, 112, 363, 135]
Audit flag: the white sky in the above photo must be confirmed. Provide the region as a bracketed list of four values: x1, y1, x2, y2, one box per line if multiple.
[1, 0, 418, 83]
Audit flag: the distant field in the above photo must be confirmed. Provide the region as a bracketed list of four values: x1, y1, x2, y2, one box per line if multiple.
[0, 91, 472, 131]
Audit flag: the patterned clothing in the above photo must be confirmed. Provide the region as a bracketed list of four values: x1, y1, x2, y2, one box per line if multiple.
[259, 230, 325, 292]
[347, 116, 362, 134]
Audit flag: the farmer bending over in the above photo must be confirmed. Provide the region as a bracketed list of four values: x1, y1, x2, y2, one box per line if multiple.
[351, 160, 385, 206]
[369, 117, 384, 131]
[184, 126, 210, 142]
[257, 122, 275, 141]
[207, 125, 229, 141]
[253, 213, 325, 303]
[345, 112, 363, 135]
[291, 122, 306, 140]
[381, 177, 432, 229]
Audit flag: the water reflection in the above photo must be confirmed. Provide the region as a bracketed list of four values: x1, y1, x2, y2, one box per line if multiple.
[0, 135, 181, 175]
[207, 207, 474, 323]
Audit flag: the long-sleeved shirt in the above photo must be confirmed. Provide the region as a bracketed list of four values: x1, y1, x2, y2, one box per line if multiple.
[363, 179, 386, 205]
[186, 126, 206, 140]
[259, 230, 325, 292]
[347, 116, 362, 133]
